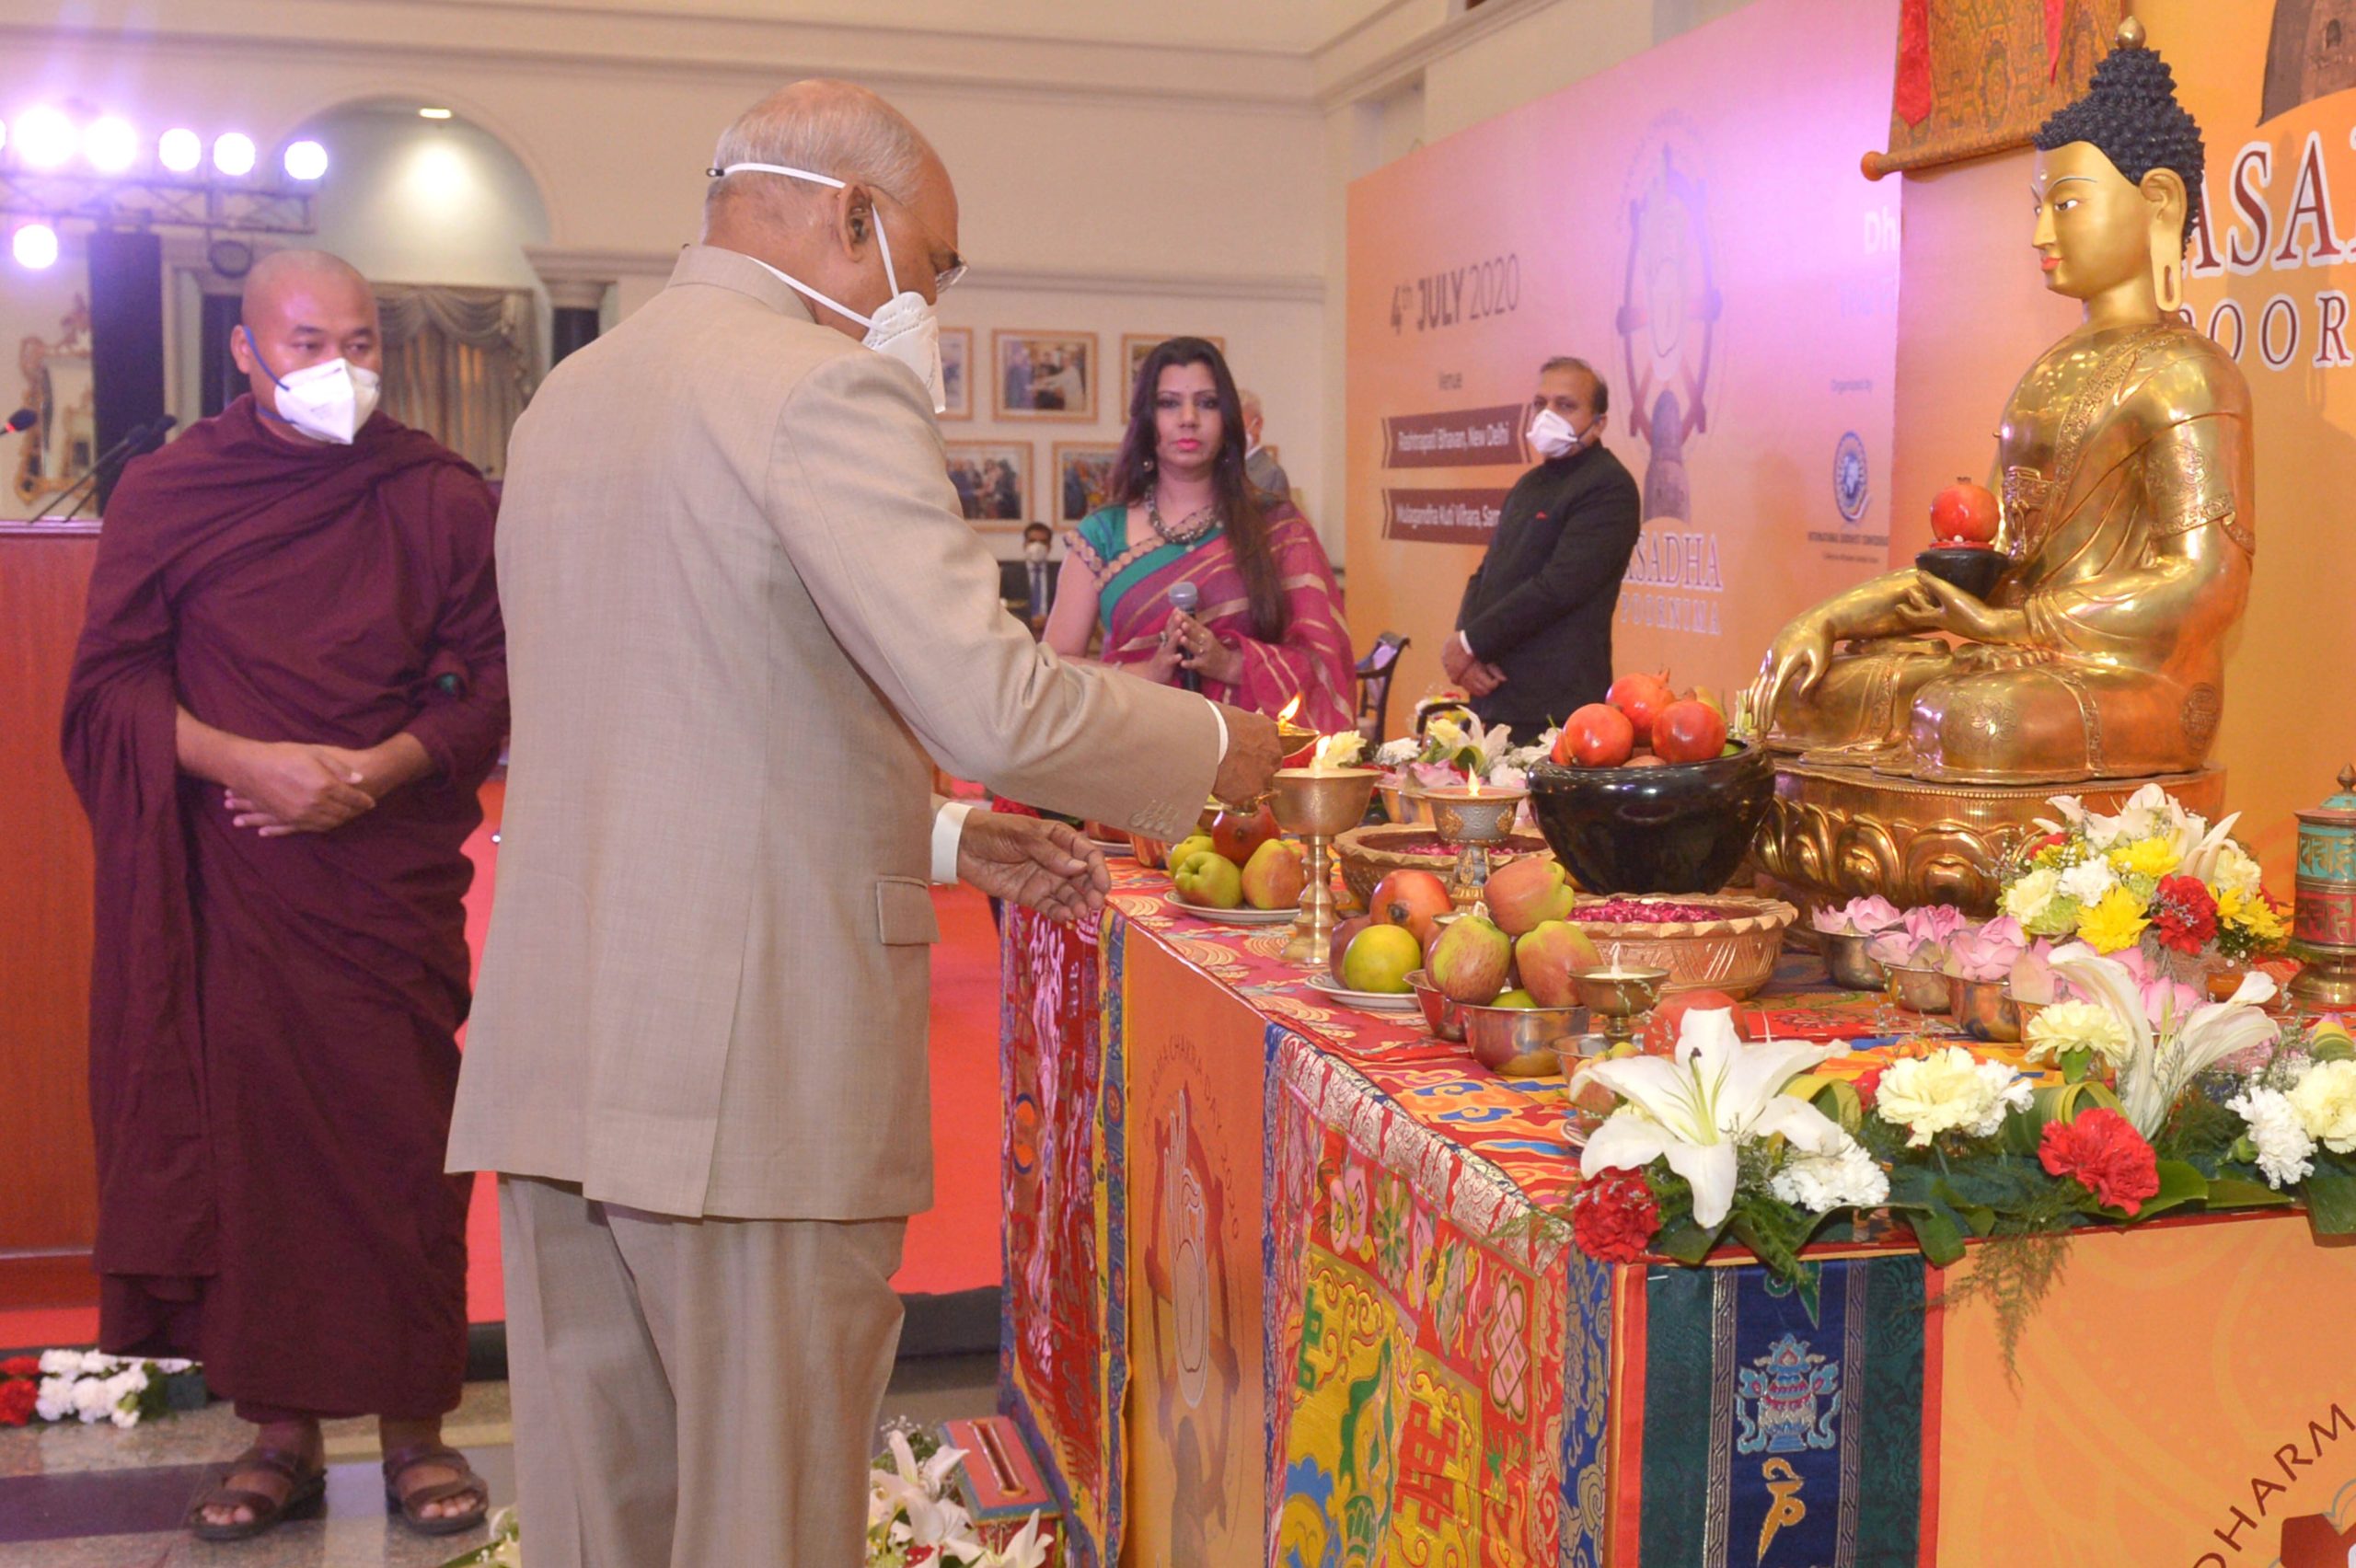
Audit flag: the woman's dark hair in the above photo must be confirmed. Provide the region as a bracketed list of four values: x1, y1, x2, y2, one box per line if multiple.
[2033, 36, 2206, 249]
[1108, 336, 1288, 642]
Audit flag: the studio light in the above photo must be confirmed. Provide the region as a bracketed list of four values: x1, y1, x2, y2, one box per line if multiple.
[157, 127, 202, 173]
[283, 139, 329, 181]
[418, 107, 454, 121]
[212, 132, 256, 177]
[12, 222, 61, 270]
[17, 105, 77, 169]
[0, 119, 9, 154]
[84, 115, 137, 174]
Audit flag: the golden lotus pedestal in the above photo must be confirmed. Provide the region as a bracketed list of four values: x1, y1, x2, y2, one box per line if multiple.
[1753, 757, 2227, 921]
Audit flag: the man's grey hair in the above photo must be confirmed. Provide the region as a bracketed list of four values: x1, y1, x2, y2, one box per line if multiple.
[710, 81, 934, 211]
[1539, 355, 1610, 416]
[1239, 389, 1265, 421]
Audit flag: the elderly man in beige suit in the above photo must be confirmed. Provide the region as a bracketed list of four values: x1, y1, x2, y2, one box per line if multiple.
[446, 80, 1282, 1566]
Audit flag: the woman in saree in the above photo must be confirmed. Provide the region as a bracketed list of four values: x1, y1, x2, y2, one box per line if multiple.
[1044, 337, 1355, 733]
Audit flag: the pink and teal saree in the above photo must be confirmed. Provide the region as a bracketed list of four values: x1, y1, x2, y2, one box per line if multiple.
[1068, 502, 1355, 733]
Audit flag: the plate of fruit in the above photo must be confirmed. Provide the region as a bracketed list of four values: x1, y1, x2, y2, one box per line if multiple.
[1162, 808, 1306, 923]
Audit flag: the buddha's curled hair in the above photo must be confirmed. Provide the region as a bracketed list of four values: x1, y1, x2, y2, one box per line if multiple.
[2034, 37, 2207, 249]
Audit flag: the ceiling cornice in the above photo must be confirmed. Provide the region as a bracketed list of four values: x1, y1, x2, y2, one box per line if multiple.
[1316, 0, 1566, 109]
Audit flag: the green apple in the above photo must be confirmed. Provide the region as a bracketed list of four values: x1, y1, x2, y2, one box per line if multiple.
[1174, 853, 1243, 910]
[1170, 834, 1217, 869]
[1340, 925, 1421, 994]
[1492, 988, 1539, 1009]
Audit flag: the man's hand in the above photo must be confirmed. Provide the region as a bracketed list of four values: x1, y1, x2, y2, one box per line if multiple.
[1462, 660, 1507, 698]
[957, 812, 1110, 923]
[1440, 631, 1477, 686]
[223, 741, 377, 836]
[1211, 705, 1282, 805]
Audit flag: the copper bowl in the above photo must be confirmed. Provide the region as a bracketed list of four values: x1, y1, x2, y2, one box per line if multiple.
[1405, 969, 1465, 1043]
[1949, 975, 2020, 1043]
[1335, 822, 1552, 907]
[1459, 1001, 1583, 1078]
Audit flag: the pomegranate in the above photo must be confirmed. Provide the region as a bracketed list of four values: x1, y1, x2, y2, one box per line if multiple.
[1555, 703, 1635, 768]
[1605, 672, 1677, 744]
[1929, 477, 1999, 544]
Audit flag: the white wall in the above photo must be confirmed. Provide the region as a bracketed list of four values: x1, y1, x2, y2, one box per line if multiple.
[303, 108, 550, 294]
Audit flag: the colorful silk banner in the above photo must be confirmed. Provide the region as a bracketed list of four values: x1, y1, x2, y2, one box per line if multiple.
[1872, 0, 2126, 176]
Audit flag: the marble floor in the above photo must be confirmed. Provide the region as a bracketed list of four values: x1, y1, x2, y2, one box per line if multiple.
[0, 1355, 999, 1567]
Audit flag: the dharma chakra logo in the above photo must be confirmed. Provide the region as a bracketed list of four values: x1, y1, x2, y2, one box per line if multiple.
[1834, 431, 1870, 527]
[1735, 1332, 1842, 1456]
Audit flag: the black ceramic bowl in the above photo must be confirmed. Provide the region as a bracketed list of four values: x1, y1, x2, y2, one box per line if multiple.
[1914, 544, 2005, 601]
[1525, 744, 1774, 894]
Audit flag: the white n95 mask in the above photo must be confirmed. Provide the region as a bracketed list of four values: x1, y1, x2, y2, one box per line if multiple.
[245, 327, 380, 444]
[1528, 407, 1589, 461]
[713, 160, 948, 414]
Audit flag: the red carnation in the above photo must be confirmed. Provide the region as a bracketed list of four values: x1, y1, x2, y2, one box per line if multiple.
[0, 1355, 39, 1378]
[2151, 873, 2219, 957]
[1571, 1168, 1661, 1262]
[1853, 1063, 1887, 1111]
[0, 1378, 35, 1426]
[2038, 1107, 2161, 1215]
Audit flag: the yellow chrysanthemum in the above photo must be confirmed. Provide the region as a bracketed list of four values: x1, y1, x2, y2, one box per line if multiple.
[2222, 889, 2287, 946]
[2078, 885, 2152, 953]
[2108, 837, 2182, 879]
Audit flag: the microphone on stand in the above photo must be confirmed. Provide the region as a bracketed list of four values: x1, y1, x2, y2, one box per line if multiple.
[2, 409, 36, 435]
[52, 416, 176, 525]
[1169, 581, 1202, 694]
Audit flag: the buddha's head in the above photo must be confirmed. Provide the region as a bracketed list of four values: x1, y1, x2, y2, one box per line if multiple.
[2029, 21, 2206, 317]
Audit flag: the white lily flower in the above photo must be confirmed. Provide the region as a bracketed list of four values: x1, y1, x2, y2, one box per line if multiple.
[1568, 1009, 1846, 1228]
[2033, 794, 2088, 837]
[2176, 810, 2242, 884]
[2048, 943, 2281, 1137]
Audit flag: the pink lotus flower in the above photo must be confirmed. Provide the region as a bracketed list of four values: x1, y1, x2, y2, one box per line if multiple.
[1811, 894, 1904, 937]
[2009, 940, 2062, 1005]
[1946, 917, 2027, 983]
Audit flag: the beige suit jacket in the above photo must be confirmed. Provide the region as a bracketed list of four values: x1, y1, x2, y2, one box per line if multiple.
[446, 246, 1219, 1220]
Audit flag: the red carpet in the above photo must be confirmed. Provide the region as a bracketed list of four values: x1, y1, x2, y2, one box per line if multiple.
[1, 786, 1003, 1351]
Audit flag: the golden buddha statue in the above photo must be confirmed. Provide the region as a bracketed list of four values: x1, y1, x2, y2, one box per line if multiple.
[1753, 23, 2245, 910]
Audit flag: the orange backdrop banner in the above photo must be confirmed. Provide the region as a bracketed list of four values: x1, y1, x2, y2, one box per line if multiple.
[1344, 0, 1901, 721]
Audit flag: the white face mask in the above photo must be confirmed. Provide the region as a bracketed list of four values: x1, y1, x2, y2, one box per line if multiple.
[715, 161, 947, 414]
[1528, 406, 1593, 462]
[1022, 540, 1050, 564]
[246, 328, 380, 444]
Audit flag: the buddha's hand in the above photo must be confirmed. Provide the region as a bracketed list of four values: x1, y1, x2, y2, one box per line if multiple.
[1751, 617, 1834, 719]
[1895, 571, 2028, 645]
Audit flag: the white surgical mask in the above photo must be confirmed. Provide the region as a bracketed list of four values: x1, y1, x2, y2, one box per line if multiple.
[715, 161, 947, 414]
[246, 327, 380, 445]
[1022, 540, 1050, 564]
[1528, 406, 1591, 462]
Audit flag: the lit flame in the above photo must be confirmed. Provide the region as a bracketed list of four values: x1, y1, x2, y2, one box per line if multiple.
[1465, 765, 1481, 798]
[1276, 694, 1304, 726]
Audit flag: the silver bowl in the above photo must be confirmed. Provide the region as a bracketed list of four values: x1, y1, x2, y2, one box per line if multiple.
[1950, 975, 2020, 1043]
[1405, 969, 1465, 1043]
[1886, 963, 1952, 1015]
[1459, 1001, 1583, 1078]
[1820, 931, 1889, 992]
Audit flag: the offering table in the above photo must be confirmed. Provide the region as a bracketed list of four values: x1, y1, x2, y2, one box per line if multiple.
[999, 863, 2356, 1566]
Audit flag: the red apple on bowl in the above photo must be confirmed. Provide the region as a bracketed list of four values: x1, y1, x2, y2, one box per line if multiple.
[1930, 477, 1998, 545]
[1605, 671, 1676, 744]
[1651, 698, 1728, 765]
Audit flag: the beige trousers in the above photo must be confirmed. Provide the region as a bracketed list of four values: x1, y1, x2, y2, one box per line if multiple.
[499, 1175, 907, 1568]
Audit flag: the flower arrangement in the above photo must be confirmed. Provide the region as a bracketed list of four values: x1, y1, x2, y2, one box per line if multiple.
[1809, 894, 1903, 940]
[867, 1421, 1051, 1568]
[0, 1350, 205, 1429]
[1372, 715, 1550, 793]
[1554, 994, 2356, 1348]
[1998, 785, 2287, 965]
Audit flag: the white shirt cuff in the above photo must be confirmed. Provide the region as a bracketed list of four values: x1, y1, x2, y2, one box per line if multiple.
[1205, 698, 1229, 763]
[930, 800, 975, 885]
[1454, 629, 1476, 661]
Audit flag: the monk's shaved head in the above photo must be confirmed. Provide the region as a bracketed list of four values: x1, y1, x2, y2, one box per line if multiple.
[242, 248, 374, 328]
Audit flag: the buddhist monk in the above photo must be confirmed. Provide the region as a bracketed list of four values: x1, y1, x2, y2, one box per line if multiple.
[61, 249, 503, 1541]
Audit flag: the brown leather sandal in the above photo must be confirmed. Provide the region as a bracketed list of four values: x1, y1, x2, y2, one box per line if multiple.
[382, 1440, 491, 1537]
[187, 1445, 328, 1541]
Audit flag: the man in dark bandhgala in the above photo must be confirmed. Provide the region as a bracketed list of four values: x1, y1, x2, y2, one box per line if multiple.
[61, 248, 504, 1543]
[1444, 355, 1643, 732]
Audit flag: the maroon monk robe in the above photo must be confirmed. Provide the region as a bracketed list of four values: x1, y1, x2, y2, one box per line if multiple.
[62, 394, 506, 1421]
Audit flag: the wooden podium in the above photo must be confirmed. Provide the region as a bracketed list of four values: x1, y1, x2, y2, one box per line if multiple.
[0, 521, 101, 1312]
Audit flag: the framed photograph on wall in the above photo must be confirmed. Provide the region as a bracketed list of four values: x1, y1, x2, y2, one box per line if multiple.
[993, 330, 1098, 422]
[1052, 442, 1122, 525]
[938, 326, 973, 421]
[944, 441, 1031, 527]
[1122, 333, 1227, 401]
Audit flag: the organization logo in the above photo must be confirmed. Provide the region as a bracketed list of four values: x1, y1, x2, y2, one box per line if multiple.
[1833, 431, 1870, 526]
[1616, 115, 1722, 528]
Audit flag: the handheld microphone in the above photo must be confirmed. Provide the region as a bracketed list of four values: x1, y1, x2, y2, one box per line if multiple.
[1169, 582, 1202, 694]
[3, 409, 35, 435]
